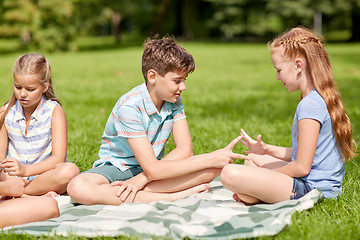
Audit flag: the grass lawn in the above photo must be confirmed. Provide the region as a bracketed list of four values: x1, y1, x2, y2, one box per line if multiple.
[0, 38, 359, 239]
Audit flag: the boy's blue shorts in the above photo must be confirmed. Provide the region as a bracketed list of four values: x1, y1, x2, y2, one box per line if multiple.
[290, 177, 312, 200]
[84, 163, 143, 183]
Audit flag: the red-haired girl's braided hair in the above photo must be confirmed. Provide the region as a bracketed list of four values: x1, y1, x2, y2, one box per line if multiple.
[268, 26, 356, 161]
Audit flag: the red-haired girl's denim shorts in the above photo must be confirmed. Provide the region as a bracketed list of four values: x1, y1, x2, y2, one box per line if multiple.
[290, 177, 311, 200]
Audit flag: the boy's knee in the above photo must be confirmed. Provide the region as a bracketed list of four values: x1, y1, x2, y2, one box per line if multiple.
[67, 174, 95, 204]
[206, 168, 221, 179]
[193, 168, 221, 185]
[67, 174, 84, 197]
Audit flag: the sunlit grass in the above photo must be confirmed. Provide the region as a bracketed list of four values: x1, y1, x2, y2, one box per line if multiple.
[0, 38, 359, 239]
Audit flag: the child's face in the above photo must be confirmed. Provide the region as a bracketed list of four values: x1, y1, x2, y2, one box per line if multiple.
[152, 70, 188, 104]
[13, 74, 47, 113]
[271, 48, 299, 92]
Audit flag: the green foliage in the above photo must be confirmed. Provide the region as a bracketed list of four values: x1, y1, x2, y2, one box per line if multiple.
[1, 0, 359, 48]
[0, 38, 359, 239]
[205, 0, 272, 40]
[205, 0, 359, 41]
[72, 0, 158, 39]
[0, 0, 75, 51]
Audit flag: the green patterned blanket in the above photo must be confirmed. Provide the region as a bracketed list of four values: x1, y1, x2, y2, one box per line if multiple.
[4, 178, 323, 239]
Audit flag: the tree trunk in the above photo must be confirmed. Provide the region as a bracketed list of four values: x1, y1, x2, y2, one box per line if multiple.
[150, 0, 171, 35]
[181, 0, 194, 40]
[112, 12, 121, 43]
[350, 10, 360, 42]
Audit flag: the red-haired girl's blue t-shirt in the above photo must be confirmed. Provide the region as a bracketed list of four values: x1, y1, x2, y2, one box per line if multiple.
[291, 89, 345, 199]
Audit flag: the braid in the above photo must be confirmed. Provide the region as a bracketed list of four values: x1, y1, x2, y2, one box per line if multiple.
[276, 36, 323, 61]
[280, 37, 321, 45]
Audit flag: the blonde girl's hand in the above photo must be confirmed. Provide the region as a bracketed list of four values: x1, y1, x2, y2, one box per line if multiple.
[1, 158, 27, 177]
[3, 176, 29, 197]
[240, 129, 267, 155]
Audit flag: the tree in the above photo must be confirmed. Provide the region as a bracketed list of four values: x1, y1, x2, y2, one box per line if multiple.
[204, 0, 357, 41]
[266, 0, 354, 40]
[205, 0, 274, 41]
[349, 0, 360, 41]
[0, 0, 75, 51]
[72, 0, 159, 42]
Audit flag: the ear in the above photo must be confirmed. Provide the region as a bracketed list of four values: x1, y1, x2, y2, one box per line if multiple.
[42, 83, 49, 93]
[294, 58, 305, 73]
[147, 69, 157, 85]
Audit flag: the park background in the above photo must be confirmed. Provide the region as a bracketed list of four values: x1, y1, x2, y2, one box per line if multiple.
[0, 0, 359, 239]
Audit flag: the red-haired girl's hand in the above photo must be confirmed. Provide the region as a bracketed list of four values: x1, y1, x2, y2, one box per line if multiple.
[240, 129, 268, 155]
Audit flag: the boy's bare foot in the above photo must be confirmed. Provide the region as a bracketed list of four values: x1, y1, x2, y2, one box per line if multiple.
[170, 183, 210, 201]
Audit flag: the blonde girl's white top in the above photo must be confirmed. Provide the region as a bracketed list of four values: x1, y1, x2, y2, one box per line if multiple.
[5, 97, 58, 166]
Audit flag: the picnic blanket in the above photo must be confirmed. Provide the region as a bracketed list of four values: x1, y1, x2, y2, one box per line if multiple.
[4, 178, 323, 239]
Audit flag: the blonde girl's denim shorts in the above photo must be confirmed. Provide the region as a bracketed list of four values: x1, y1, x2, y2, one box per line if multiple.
[290, 177, 312, 200]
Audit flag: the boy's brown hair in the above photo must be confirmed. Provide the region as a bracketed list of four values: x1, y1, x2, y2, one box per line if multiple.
[141, 36, 195, 81]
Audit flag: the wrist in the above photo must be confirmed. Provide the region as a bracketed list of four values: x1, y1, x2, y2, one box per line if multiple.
[263, 143, 269, 155]
[142, 172, 151, 184]
[21, 165, 29, 177]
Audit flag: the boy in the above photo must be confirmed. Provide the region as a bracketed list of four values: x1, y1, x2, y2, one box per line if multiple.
[67, 36, 244, 205]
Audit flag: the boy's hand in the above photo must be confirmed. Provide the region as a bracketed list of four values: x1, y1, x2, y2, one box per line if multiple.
[240, 129, 267, 155]
[211, 135, 248, 168]
[111, 173, 148, 202]
[1, 158, 27, 177]
[111, 181, 139, 203]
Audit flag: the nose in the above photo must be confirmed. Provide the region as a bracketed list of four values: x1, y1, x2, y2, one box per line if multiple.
[276, 73, 280, 80]
[20, 89, 27, 97]
[179, 81, 186, 92]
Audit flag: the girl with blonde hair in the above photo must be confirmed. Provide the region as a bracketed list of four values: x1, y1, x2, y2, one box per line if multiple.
[221, 26, 356, 204]
[0, 53, 79, 197]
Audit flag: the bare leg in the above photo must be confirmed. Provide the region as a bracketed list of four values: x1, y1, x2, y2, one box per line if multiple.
[134, 184, 210, 203]
[0, 196, 59, 228]
[25, 162, 79, 196]
[143, 168, 220, 193]
[232, 154, 290, 205]
[67, 172, 210, 205]
[221, 164, 293, 204]
[246, 154, 289, 169]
